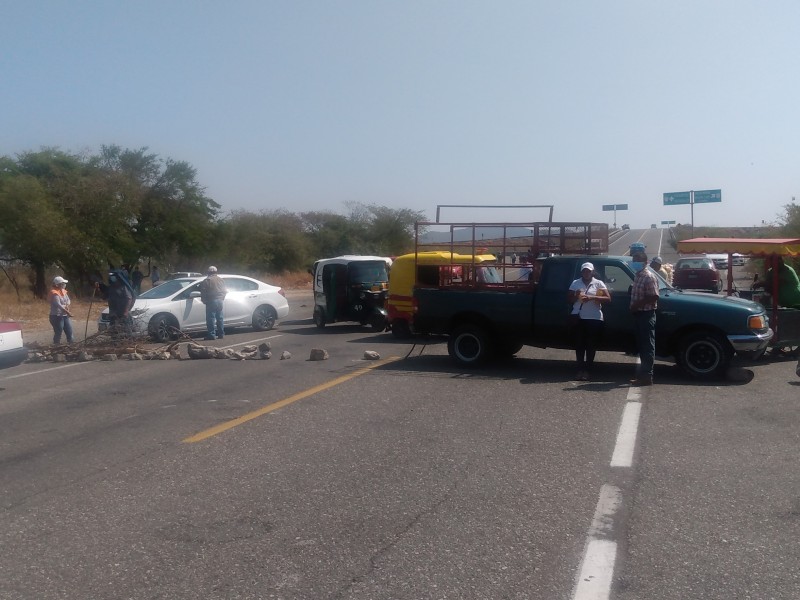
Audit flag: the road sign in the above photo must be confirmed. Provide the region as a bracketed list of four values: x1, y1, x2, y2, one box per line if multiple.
[694, 189, 722, 203]
[602, 204, 628, 211]
[663, 192, 691, 205]
[602, 204, 615, 211]
[615, 204, 628, 210]
[661, 220, 676, 224]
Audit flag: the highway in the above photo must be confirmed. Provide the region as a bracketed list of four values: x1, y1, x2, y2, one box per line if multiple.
[1, 249, 798, 599]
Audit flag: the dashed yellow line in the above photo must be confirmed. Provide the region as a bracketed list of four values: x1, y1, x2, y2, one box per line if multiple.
[183, 356, 401, 443]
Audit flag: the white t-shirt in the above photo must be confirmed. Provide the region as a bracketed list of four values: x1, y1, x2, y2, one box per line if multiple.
[569, 277, 608, 321]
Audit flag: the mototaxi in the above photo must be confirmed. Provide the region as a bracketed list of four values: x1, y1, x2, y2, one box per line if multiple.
[309, 255, 392, 331]
[387, 251, 500, 338]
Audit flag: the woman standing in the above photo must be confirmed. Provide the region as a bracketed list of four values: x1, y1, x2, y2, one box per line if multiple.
[567, 262, 611, 381]
[49, 276, 74, 345]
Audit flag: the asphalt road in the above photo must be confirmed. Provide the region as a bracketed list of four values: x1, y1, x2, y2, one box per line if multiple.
[2, 258, 799, 599]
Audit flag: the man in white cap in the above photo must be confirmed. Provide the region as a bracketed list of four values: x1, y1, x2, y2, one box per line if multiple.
[567, 262, 611, 381]
[48, 276, 74, 344]
[198, 266, 228, 340]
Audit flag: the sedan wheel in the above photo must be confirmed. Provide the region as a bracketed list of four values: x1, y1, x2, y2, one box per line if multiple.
[148, 314, 179, 343]
[252, 305, 277, 331]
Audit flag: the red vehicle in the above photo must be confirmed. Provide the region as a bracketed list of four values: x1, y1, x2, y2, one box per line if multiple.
[673, 256, 722, 293]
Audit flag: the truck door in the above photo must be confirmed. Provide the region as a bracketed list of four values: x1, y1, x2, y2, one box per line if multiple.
[593, 261, 636, 352]
[532, 261, 575, 344]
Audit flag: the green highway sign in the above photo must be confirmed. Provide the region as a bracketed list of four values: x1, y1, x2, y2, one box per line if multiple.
[694, 189, 722, 203]
[602, 204, 615, 211]
[602, 204, 628, 210]
[663, 192, 691, 205]
[661, 220, 676, 224]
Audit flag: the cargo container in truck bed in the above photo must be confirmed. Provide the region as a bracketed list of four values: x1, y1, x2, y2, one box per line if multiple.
[408, 221, 772, 379]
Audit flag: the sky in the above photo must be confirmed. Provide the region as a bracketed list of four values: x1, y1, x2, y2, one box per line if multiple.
[2, 1, 798, 229]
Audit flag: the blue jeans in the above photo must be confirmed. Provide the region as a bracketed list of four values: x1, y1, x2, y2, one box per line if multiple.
[49, 315, 74, 344]
[633, 310, 656, 378]
[205, 299, 224, 338]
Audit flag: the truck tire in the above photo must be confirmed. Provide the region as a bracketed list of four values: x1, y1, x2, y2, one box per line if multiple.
[677, 331, 731, 379]
[448, 324, 492, 366]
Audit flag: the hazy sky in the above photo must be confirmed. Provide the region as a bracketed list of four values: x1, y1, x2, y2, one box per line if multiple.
[3, 1, 798, 229]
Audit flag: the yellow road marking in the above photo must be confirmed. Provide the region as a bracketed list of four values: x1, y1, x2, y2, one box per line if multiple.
[183, 356, 401, 443]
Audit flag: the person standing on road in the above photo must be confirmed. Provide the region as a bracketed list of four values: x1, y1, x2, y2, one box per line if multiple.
[752, 257, 800, 309]
[131, 266, 144, 295]
[48, 276, 74, 345]
[568, 262, 611, 381]
[630, 251, 660, 386]
[198, 266, 227, 340]
[104, 271, 134, 335]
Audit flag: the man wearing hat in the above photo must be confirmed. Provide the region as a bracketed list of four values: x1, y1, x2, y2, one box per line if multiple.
[198, 266, 228, 340]
[48, 276, 74, 344]
[567, 262, 611, 381]
[630, 251, 660, 386]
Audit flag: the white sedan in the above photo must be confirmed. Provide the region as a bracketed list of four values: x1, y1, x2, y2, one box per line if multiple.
[0, 321, 27, 367]
[98, 274, 290, 342]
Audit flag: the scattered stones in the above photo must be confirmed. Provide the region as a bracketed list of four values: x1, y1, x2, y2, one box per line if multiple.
[363, 350, 381, 360]
[102, 354, 118, 361]
[280, 351, 291, 360]
[309, 348, 329, 361]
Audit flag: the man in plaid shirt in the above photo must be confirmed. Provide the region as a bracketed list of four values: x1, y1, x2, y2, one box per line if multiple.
[630, 251, 660, 386]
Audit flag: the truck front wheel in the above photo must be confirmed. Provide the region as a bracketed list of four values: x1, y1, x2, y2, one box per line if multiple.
[677, 331, 731, 379]
[448, 324, 492, 366]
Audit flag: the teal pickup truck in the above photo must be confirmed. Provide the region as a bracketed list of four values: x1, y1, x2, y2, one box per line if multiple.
[412, 254, 772, 379]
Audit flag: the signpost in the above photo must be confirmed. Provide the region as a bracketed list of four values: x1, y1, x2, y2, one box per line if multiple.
[601, 203, 628, 227]
[661, 220, 676, 227]
[663, 189, 721, 236]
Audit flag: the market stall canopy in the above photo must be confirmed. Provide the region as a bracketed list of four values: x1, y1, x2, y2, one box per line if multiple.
[677, 237, 800, 257]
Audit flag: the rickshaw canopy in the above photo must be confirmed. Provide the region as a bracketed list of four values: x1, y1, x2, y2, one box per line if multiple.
[677, 237, 800, 257]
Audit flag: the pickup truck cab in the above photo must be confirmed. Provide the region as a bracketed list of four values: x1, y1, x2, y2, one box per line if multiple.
[413, 254, 772, 379]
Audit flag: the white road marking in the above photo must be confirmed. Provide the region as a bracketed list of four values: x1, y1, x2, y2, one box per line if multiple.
[0, 361, 86, 380]
[572, 485, 622, 600]
[610, 402, 642, 468]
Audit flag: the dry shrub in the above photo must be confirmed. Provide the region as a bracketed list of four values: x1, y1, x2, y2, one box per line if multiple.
[254, 270, 312, 290]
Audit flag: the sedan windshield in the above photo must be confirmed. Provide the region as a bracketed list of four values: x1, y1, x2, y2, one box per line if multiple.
[137, 278, 198, 299]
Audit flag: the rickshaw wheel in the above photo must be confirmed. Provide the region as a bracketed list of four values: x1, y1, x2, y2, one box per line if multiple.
[391, 320, 412, 339]
[369, 313, 387, 332]
[313, 306, 326, 329]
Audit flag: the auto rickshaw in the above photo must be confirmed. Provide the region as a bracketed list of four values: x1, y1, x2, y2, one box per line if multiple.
[309, 255, 392, 331]
[677, 237, 800, 357]
[387, 251, 500, 338]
